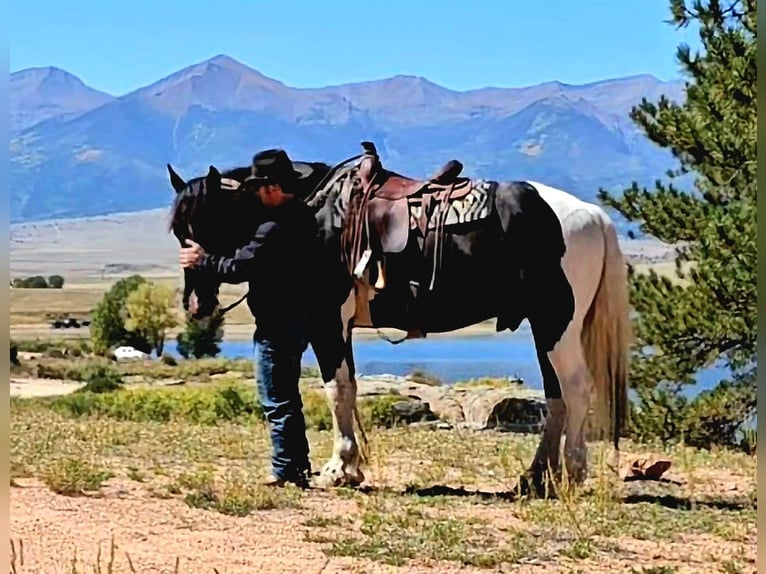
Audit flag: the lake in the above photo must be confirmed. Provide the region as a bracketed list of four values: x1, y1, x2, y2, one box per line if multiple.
[166, 321, 729, 398]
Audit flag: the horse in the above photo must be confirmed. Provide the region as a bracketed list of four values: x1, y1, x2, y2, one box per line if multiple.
[166, 142, 631, 494]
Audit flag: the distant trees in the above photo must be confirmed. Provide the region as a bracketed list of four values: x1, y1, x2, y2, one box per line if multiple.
[47, 274, 65, 288]
[89, 273, 224, 360]
[11, 274, 64, 289]
[89, 275, 152, 356]
[123, 282, 179, 356]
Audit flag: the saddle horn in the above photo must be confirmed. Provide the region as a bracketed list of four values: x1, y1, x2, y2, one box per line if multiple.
[361, 141, 378, 157]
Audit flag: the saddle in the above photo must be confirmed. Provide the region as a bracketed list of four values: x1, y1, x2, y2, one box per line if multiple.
[342, 141, 491, 340]
[357, 141, 473, 203]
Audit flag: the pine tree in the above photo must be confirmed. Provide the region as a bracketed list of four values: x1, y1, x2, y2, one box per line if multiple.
[598, 0, 756, 447]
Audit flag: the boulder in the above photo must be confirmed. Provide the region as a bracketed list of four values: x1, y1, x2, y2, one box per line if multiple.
[355, 375, 546, 433]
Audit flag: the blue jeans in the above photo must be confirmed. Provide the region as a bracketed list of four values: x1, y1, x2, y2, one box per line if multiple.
[254, 332, 311, 481]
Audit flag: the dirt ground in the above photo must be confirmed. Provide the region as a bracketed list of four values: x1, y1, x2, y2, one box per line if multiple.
[9, 380, 757, 574]
[10, 478, 755, 574]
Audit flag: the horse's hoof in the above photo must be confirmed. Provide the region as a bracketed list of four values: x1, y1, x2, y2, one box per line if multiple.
[316, 458, 365, 489]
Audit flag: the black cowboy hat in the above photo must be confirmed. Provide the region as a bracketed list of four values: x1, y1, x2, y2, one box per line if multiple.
[244, 148, 313, 186]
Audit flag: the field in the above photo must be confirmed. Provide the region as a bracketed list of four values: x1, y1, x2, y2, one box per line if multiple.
[9, 374, 757, 574]
[12, 210, 752, 573]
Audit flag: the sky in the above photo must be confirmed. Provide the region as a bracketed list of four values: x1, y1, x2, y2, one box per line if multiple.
[10, 0, 702, 96]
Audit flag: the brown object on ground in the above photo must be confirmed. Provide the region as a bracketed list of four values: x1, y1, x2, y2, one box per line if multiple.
[627, 458, 673, 481]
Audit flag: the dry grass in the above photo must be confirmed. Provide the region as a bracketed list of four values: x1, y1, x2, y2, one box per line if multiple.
[9, 280, 500, 342]
[9, 279, 254, 336]
[9, 382, 757, 573]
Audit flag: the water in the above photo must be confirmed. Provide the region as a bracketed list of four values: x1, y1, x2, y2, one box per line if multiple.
[165, 321, 731, 398]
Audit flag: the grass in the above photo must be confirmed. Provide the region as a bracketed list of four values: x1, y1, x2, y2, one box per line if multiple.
[11, 348, 274, 383]
[9, 380, 757, 573]
[10, 279, 267, 329]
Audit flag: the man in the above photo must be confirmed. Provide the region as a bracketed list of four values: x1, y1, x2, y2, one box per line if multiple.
[179, 148, 321, 488]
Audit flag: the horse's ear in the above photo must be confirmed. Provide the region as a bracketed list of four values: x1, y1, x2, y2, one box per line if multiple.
[167, 164, 186, 194]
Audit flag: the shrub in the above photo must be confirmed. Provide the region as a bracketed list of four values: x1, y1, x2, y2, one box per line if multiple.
[49, 382, 263, 425]
[14, 337, 91, 355]
[89, 275, 151, 356]
[33, 381, 426, 431]
[176, 312, 225, 359]
[78, 362, 124, 393]
[627, 375, 756, 452]
[47, 274, 65, 289]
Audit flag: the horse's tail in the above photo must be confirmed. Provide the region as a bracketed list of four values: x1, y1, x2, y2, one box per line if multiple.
[580, 211, 631, 451]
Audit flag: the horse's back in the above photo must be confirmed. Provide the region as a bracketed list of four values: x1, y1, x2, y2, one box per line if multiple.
[524, 180, 611, 237]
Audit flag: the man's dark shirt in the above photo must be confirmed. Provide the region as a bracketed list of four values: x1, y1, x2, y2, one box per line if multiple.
[197, 199, 320, 341]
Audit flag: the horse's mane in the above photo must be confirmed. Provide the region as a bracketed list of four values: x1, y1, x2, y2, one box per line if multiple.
[167, 165, 252, 233]
[168, 159, 341, 233]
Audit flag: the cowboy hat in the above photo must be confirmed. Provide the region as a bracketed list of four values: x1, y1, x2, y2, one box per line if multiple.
[244, 148, 313, 186]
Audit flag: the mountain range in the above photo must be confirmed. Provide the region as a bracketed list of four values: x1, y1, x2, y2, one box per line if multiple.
[9, 54, 687, 227]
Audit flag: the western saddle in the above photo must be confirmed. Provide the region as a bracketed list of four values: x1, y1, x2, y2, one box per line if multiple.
[343, 141, 479, 340]
[357, 141, 472, 202]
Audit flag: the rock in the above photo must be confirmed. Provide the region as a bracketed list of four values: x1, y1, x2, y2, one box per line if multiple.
[211, 371, 247, 380]
[389, 398, 438, 424]
[155, 379, 185, 387]
[460, 389, 546, 432]
[354, 375, 546, 433]
[409, 420, 454, 431]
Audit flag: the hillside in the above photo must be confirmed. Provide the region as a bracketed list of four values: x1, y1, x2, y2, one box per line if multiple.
[9, 54, 687, 225]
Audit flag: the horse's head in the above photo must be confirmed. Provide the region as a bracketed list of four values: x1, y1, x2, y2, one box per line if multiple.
[167, 163, 259, 319]
[167, 159, 336, 320]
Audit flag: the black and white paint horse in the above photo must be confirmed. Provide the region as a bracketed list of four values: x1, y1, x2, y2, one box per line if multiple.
[166, 142, 630, 492]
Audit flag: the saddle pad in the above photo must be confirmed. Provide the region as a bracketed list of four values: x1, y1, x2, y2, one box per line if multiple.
[410, 180, 495, 231]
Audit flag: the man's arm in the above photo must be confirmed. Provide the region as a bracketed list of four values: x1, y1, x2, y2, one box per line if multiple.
[197, 221, 282, 283]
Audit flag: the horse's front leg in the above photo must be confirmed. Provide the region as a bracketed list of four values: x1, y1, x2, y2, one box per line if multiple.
[317, 289, 364, 488]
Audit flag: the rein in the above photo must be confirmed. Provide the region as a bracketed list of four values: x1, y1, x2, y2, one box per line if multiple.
[218, 290, 249, 315]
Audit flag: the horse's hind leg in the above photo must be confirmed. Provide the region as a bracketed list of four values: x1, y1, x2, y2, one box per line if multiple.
[522, 326, 566, 496]
[523, 325, 591, 495]
[316, 289, 365, 488]
[550, 330, 591, 486]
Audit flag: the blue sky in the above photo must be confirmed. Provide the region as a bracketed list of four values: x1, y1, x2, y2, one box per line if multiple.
[10, 0, 701, 95]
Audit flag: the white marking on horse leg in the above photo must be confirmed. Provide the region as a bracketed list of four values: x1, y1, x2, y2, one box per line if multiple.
[319, 359, 364, 487]
[317, 290, 364, 487]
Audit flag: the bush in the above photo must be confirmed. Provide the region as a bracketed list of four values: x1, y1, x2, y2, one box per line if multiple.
[627, 375, 756, 452]
[14, 338, 91, 355]
[47, 274, 65, 289]
[49, 382, 263, 425]
[89, 275, 151, 356]
[176, 312, 225, 359]
[30, 381, 426, 431]
[78, 362, 123, 393]
[12, 275, 49, 288]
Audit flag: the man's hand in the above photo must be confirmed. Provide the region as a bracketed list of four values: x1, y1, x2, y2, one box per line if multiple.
[179, 239, 206, 268]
